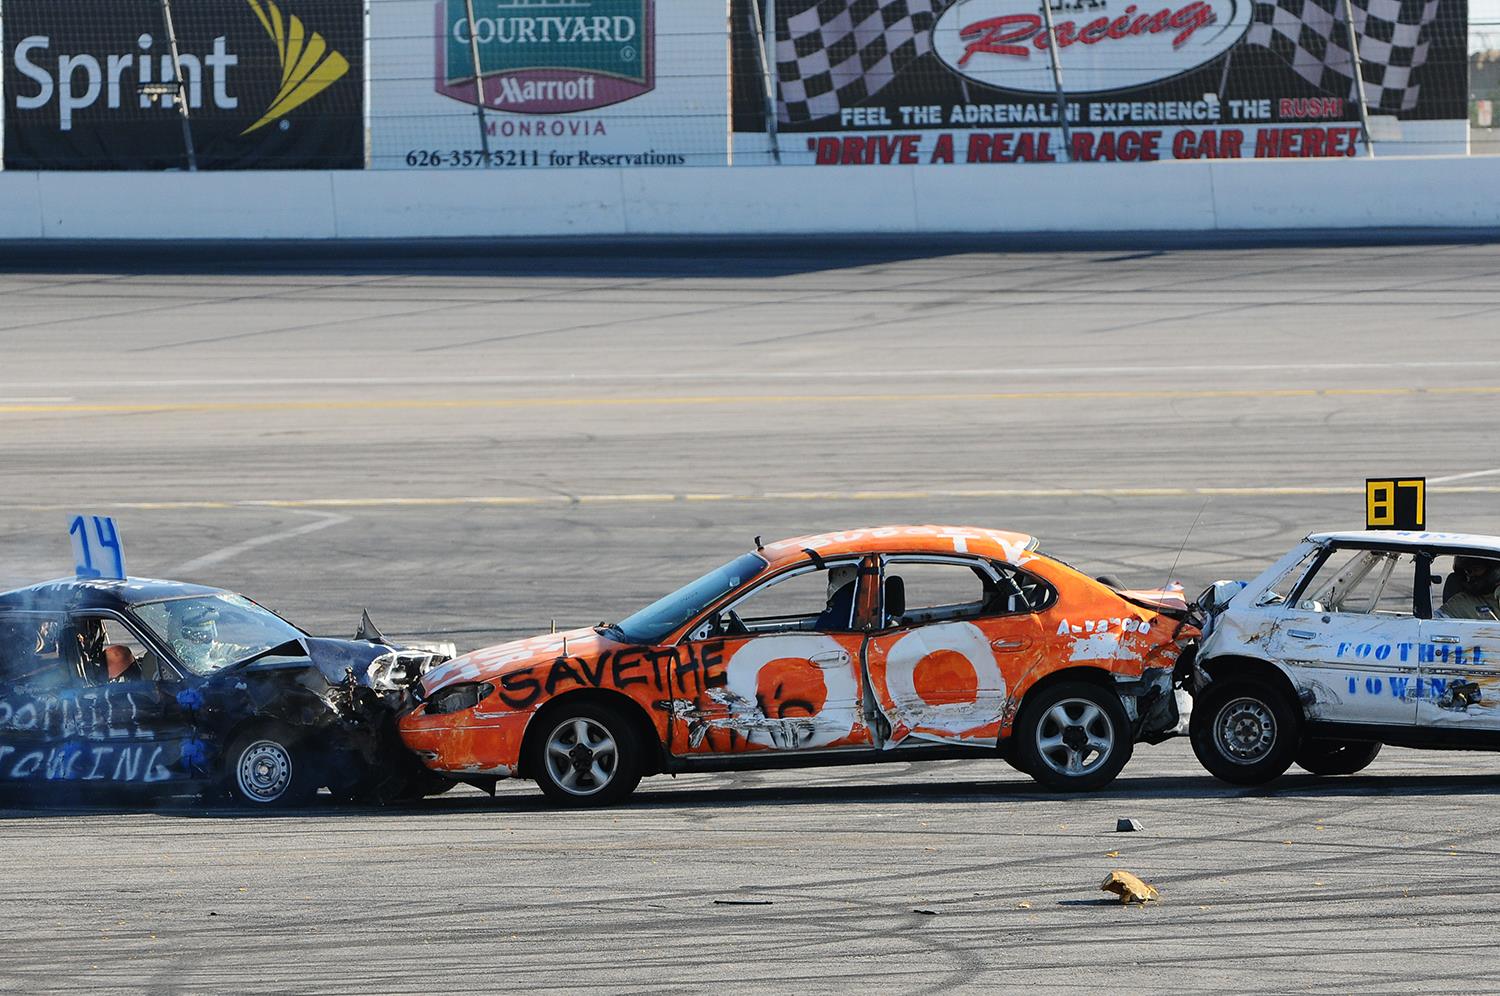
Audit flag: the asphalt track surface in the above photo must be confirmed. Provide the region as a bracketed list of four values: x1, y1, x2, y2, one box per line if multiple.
[2, 234, 1500, 993]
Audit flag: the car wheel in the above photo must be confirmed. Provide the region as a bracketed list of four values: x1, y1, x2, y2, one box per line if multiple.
[1295, 739, 1382, 776]
[1190, 680, 1299, 785]
[533, 703, 643, 807]
[225, 728, 318, 807]
[1014, 681, 1133, 792]
[1001, 739, 1032, 777]
[396, 768, 459, 800]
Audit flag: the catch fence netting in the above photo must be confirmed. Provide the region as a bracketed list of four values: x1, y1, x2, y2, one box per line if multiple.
[0, 0, 1477, 169]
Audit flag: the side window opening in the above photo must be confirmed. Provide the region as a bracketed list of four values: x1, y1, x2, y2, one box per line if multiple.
[1431, 553, 1500, 622]
[712, 561, 864, 637]
[881, 559, 1050, 628]
[1008, 565, 1058, 613]
[1298, 549, 1418, 616]
[1256, 547, 1323, 607]
[0, 613, 75, 691]
[74, 616, 165, 686]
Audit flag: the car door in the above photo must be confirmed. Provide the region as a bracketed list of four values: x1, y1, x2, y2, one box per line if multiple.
[669, 556, 875, 756]
[69, 612, 196, 786]
[864, 555, 1045, 748]
[0, 611, 75, 784]
[1263, 545, 1421, 727]
[1418, 550, 1500, 730]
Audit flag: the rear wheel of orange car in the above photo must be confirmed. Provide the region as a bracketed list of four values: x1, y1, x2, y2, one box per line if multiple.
[533, 702, 643, 807]
[1014, 681, 1133, 792]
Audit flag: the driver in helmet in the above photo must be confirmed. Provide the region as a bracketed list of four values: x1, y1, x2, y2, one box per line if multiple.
[168, 602, 228, 670]
[1441, 557, 1500, 621]
[814, 565, 859, 631]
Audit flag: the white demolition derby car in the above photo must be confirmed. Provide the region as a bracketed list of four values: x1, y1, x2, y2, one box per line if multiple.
[1190, 531, 1500, 783]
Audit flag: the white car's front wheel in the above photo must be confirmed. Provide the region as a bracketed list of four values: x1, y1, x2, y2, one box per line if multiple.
[1190, 679, 1299, 785]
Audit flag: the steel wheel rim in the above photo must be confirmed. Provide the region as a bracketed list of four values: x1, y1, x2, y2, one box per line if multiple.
[237, 740, 292, 803]
[1034, 697, 1115, 777]
[1215, 697, 1277, 764]
[544, 717, 619, 797]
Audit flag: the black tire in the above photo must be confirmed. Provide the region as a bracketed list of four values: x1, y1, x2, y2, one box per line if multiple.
[1013, 680, 1133, 792]
[223, 727, 319, 807]
[396, 768, 460, 800]
[530, 702, 643, 807]
[1190, 679, 1300, 785]
[1295, 739, 1382, 776]
[1001, 739, 1032, 776]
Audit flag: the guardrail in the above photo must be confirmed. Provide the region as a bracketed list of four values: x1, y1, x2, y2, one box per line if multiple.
[2, 156, 1497, 240]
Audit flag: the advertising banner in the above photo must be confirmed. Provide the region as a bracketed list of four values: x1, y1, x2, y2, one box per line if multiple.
[369, 0, 730, 169]
[3, 0, 365, 170]
[731, 0, 1469, 163]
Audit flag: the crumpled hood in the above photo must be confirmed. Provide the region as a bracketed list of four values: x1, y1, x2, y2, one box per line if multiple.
[231, 637, 389, 688]
[1117, 583, 1191, 618]
[420, 627, 626, 694]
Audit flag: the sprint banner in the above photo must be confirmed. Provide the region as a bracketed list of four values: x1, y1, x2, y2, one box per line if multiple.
[2, 0, 364, 170]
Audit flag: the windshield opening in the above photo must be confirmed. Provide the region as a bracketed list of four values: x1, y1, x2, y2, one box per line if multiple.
[613, 553, 767, 645]
[133, 594, 304, 676]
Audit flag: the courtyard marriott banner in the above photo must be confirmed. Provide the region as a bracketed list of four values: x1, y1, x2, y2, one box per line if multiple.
[730, 0, 1469, 163]
[3, 0, 365, 170]
[369, 0, 730, 169]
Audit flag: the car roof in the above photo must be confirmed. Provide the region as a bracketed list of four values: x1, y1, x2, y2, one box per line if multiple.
[758, 525, 1039, 569]
[0, 576, 228, 612]
[1309, 530, 1500, 553]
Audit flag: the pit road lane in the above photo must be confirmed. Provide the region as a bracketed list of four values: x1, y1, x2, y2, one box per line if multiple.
[1, 235, 1499, 992]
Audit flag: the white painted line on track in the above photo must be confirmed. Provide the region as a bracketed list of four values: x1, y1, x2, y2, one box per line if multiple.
[1430, 468, 1500, 484]
[169, 509, 350, 574]
[3, 359, 1500, 391]
[5, 384, 1500, 417]
[11, 484, 1500, 516]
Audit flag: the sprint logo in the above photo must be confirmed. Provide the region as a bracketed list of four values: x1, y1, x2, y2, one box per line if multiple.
[9, 0, 347, 133]
[242, 0, 349, 134]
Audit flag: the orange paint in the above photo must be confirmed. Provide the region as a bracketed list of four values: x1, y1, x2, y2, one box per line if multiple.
[756, 658, 828, 718]
[913, 649, 980, 705]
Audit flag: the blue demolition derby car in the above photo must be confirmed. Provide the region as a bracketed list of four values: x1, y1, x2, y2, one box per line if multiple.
[0, 576, 449, 806]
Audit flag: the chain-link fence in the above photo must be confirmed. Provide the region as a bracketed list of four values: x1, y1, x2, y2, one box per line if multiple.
[0, 0, 1479, 169]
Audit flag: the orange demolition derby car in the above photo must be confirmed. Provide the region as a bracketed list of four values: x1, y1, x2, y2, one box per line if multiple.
[399, 527, 1200, 806]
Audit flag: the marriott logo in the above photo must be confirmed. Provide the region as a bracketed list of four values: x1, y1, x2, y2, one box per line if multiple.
[497, 74, 596, 106]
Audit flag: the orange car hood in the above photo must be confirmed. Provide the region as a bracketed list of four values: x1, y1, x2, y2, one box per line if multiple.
[420, 627, 624, 694]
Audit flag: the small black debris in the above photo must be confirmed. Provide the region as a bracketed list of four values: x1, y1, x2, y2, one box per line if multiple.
[912, 908, 939, 916]
[208, 912, 217, 917]
[712, 899, 772, 906]
[1116, 818, 1144, 832]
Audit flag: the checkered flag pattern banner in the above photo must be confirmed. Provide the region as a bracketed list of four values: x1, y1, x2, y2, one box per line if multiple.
[1247, 0, 1443, 112]
[777, 0, 955, 124]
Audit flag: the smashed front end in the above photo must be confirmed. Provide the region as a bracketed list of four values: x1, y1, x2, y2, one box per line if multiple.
[236, 635, 454, 801]
[1113, 588, 1202, 743]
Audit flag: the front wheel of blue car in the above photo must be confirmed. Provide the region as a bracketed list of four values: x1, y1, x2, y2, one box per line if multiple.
[225, 728, 318, 807]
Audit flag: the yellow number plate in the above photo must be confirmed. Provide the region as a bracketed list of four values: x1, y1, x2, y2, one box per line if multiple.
[1366, 478, 1425, 530]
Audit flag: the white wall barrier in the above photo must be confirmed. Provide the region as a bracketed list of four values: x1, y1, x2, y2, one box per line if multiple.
[1, 157, 1497, 241]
